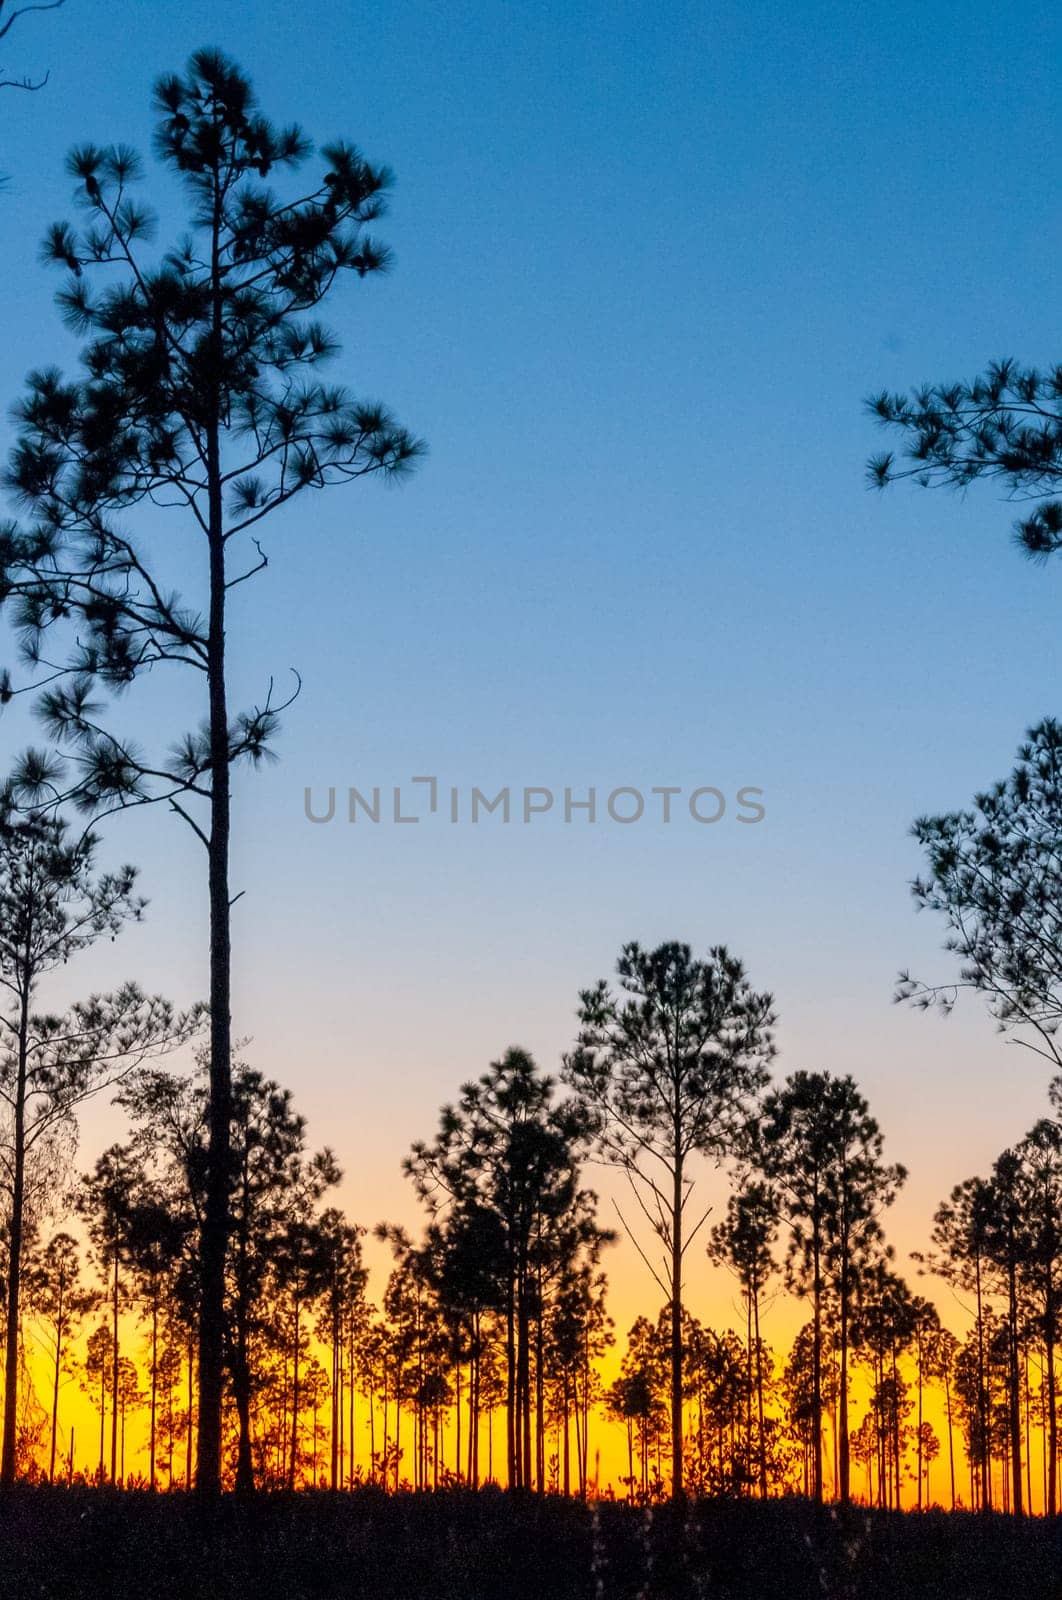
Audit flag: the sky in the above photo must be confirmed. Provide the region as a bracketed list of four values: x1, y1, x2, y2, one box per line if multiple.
[1, 0, 1061, 1369]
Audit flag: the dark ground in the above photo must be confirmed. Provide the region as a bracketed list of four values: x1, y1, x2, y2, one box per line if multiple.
[0, 1487, 1058, 1600]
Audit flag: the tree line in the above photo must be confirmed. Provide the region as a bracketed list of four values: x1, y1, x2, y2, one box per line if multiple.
[5, 743, 1062, 1509]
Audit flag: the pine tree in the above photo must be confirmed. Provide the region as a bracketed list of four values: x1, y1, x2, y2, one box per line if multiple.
[0, 49, 421, 1491]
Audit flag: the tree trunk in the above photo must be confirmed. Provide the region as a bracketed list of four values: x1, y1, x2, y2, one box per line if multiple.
[754, 1288, 767, 1498]
[186, 1324, 194, 1491]
[1007, 1246, 1023, 1517]
[110, 1248, 120, 1483]
[288, 1295, 301, 1491]
[196, 171, 234, 1502]
[671, 1150, 684, 1500]
[1047, 1318, 1058, 1517]
[811, 1229, 823, 1504]
[150, 1286, 159, 1489]
[1, 988, 30, 1486]
[974, 1255, 990, 1510]
[838, 1255, 850, 1504]
[49, 1288, 64, 1482]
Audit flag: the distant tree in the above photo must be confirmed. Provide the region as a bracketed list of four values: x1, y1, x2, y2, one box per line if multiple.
[81, 1321, 112, 1481]
[114, 1353, 142, 1482]
[407, 1047, 602, 1493]
[273, 1175, 341, 1490]
[77, 1142, 141, 1484]
[118, 1056, 339, 1493]
[921, 1177, 996, 1509]
[851, 1267, 916, 1510]
[783, 1321, 837, 1499]
[761, 1071, 905, 1506]
[0, 49, 421, 1492]
[544, 1253, 612, 1499]
[424, 1202, 502, 1488]
[0, 803, 198, 1486]
[898, 720, 1062, 1074]
[607, 1316, 668, 1502]
[26, 1230, 95, 1480]
[564, 941, 774, 1499]
[123, 1189, 190, 1488]
[683, 1314, 748, 1496]
[907, 1296, 941, 1512]
[708, 1181, 778, 1498]
[1011, 1118, 1062, 1514]
[924, 1323, 960, 1511]
[867, 359, 1062, 560]
[313, 1208, 365, 1492]
[915, 1421, 939, 1507]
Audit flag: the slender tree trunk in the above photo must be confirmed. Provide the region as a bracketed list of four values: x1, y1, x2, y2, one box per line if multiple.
[671, 1146, 684, 1500]
[754, 1289, 767, 1498]
[49, 1292, 64, 1482]
[288, 1295, 301, 1491]
[110, 1249, 120, 1483]
[1, 986, 31, 1487]
[811, 1227, 823, 1505]
[150, 1285, 159, 1489]
[838, 1262, 850, 1504]
[944, 1364, 956, 1511]
[98, 1365, 105, 1482]
[975, 1256, 990, 1510]
[563, 1375, 571, 1497]
[535, 1292, 545, 1493]
[744, 1294, 753, 1495]
[518, 1269, 532, 1490]
[331, 1314, 339, 1491]
[394, 1362, 401, 1492]
[186, 1325, 194, 1491]
[1048, 1314, 1058, 1517]
[230, 1341, 254, 1496]
[197, 165, 234, 1501]
[1007, 1245, 1023, 1517]
[455, 1349, 462, 1484]
[891, 1342, 902, 1509]
[506, 1275, 517, 1488]
[232, 1197, 255, 1495]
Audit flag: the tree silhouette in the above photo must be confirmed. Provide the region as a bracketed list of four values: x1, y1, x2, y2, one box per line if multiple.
[406, 1047, 605, 1492]
[564, 941, 774, 1499]
[117, 1055, 338, 1492]
[313, 1208, 365, 1492]
[907, 1296, 941, 1512]
[608, 1315, 668, 1502]
[923, 1176, 996, 1510]
[25, 1229, 95, 1479]
[1011, 1117, 1062, 1515]
[0, 49, 421, 1493]
[899, 719, 1062, 1076]
[78, 1142, 142, 1484]
[760, 1071, 905, 1505]
[923, 1323, 960, 1511]
[851, 1267, 916, 1510]
[867, 359, 1062, 560]
[708, 1181, 777, 1498]
[0, 802, 199, 1486]
[123, 1189, 190, 1488]
[81, 1320, 112, 1482]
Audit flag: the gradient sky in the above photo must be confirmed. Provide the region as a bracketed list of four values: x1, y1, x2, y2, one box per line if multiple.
[1, 0, 1061, 1351]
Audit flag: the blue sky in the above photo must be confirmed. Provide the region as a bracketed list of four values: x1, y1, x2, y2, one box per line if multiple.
[1, 0, 1060, 1312]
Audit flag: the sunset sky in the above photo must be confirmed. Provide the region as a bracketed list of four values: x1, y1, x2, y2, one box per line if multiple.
[1, 0, 1061, 1466]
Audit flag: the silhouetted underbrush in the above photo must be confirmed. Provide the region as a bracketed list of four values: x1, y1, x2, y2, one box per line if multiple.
[0, 1486, 1057, 1600]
